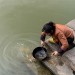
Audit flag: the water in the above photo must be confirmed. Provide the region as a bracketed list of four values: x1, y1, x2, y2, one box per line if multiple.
[0, 0, 75, 75]
[0, 33, 51, 75]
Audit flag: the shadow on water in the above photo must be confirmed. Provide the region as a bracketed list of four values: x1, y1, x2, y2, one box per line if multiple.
[0, 33, 52, 75]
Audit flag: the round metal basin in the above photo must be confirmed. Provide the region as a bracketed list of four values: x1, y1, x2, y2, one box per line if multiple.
[32, 47, 48, 60]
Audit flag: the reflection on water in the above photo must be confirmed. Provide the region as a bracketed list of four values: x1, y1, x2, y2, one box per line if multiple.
[0, 33, 51, 75]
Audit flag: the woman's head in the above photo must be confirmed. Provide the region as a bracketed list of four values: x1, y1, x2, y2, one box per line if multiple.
[42, 21, 55, 35]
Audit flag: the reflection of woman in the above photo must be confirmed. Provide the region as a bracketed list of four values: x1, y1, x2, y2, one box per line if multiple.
[40, 21, 74, 55]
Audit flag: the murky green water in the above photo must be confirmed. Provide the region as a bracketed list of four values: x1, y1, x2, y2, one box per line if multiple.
[0, 0, 75, 75]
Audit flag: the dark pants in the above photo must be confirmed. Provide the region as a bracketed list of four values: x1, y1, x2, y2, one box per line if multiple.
[67, 37, 74, 45]
[58, 37, 74, 47]
[67, 37, 75, 50]
[59, 37, 75, 55]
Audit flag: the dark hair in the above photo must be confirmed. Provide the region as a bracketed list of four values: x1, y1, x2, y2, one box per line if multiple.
[42, 21, 55, 35]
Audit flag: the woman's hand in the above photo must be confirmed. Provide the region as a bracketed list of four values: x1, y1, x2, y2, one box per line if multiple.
[51, 51, 59, 56]
[41, 41, 46, 46]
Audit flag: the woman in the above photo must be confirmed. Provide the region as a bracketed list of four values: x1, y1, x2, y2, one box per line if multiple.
[40, 21, 74, 55]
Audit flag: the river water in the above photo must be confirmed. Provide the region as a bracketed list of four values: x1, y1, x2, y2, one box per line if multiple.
[0, 0, 75, 75]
